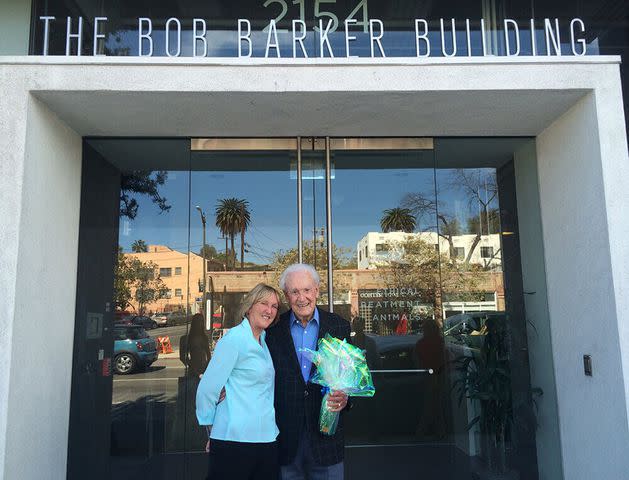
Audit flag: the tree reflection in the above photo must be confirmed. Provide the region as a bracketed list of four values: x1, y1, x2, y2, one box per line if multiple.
[377, 236, 482, 325]
[402, 168, 501, 269]
[120, 171, 171, 219]
[214, 198, 251, 270]
[380, 207, 417, 233]
[114, 247, 169, 314]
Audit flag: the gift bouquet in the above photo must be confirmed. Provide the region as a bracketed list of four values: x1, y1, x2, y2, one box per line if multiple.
[301, 333, 375, 435]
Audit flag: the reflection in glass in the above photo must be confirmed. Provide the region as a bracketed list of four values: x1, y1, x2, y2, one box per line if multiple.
[436, 139, 538, 479]
[435, 167, 503, 320]
[106, 142, 300, 477]
[330, 139, 539, 479]
[328, 146, 438, 450]
[111, 163, 191, 475]
[188, 145, 297, 455]
[73, 137, 542, 479]
[300, 146, 332, 310]
[434, 165, 506, 473]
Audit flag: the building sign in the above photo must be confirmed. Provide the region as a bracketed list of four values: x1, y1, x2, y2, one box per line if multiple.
[358, 288, 432, 335]
[37, 11, 588, 58]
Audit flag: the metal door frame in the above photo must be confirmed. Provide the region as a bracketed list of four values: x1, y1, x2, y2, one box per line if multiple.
[192, 137, 434, 310]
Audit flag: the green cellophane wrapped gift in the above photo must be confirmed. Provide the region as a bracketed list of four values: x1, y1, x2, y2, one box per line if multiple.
[301, 333, 375, 435]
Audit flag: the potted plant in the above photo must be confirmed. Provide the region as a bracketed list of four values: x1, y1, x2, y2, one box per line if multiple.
[452, 315, 541, 480]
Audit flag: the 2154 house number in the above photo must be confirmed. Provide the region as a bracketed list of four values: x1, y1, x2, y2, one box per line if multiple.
[262, 0, 370, 33]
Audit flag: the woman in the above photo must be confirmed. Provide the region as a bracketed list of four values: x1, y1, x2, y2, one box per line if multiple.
[414, 319, 447, 439]
[182, 313, 211, 379]
[196, 283, 282, 480]
[175, 313, 210, 448]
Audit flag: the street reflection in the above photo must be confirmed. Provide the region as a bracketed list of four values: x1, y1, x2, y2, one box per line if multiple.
[108, 139, 538, 479]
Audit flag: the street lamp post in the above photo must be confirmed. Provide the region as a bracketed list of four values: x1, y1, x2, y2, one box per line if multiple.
[195, 206, 212, 340]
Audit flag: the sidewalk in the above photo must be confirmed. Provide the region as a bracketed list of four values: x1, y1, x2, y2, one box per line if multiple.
[160, 351, 181, 360]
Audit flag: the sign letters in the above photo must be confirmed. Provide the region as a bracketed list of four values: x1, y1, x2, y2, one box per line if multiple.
[39, 16, 588, 58]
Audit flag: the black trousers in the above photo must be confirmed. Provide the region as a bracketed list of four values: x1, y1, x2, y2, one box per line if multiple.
[207, 439, 279, 480]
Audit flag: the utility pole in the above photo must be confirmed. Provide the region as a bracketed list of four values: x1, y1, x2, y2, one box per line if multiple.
[195, 206, 211, 337]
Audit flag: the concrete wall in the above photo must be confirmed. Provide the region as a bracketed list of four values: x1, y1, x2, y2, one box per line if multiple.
[0, 0, 31, 55]
[0, 89, 82, 478]
[514, 140, 563, 480]
[0, 57, 628, 479]
[0, 62, 28, 480]
[536, 91, 629, 479]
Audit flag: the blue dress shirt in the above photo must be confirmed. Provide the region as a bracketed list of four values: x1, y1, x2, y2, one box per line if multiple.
[196, 318, 279, 443]
[290, 308, 320, 382]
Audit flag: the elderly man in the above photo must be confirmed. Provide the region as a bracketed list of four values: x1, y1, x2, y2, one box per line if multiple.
[266, 263, 351, 480]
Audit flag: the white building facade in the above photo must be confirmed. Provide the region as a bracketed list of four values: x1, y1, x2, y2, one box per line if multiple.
[357, 231, 502, 269]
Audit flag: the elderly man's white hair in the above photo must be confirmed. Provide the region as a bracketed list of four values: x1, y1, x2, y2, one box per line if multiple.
[279, 263, 320, 291]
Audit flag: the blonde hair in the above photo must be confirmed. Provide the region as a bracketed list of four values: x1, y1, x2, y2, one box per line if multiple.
[237, 283, 283, 326]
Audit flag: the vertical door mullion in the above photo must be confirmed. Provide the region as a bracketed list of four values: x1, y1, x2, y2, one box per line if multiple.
[297, 137, 303, 263]
[324, 137, 334, 311]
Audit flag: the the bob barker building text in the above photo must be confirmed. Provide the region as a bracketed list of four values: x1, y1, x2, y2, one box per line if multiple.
[36, 17, 589, 58]
[1, 1, 628, 480]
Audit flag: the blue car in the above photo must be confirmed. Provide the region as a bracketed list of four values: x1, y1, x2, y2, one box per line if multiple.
[113, 325, 158, 374]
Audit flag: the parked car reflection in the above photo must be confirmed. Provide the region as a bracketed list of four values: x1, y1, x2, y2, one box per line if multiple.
[128, 315, 158, 329]
[151, 311, 187, 327]
[151, 312, 169, 327]
[443, 311, 505, 351]
[114, 310, 133, 325]
[113, 325, 159, 374]
[363, 333, 422, 370]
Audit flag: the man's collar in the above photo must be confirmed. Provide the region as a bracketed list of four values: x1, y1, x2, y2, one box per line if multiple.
[290, 307, 319, 327]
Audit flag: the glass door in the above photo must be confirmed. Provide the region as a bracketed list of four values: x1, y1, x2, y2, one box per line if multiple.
[323, 139, 446, 476]
[97, 138, 302, 479]
[186, 137, 300, 471]
[72, 136, 540, 480]
[325, 137, 539, 479]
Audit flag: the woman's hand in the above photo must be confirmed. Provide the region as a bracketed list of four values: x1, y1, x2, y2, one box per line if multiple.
[205, 425, 212, 452]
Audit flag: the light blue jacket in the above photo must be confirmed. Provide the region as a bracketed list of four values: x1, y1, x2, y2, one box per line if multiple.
[196, 318, 279, 443]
